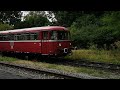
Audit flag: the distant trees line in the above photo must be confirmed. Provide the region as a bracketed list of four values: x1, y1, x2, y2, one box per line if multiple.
[0, 11, 120, 50]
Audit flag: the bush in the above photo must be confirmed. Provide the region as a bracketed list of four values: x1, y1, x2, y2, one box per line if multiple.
[70, 12, 120, 50]
[0, 23, 13, 31]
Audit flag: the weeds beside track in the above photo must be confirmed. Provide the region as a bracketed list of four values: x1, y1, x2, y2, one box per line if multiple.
[0, 61, 102, 79]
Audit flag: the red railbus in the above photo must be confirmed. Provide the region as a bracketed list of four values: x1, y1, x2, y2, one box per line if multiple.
[0, 26, 72, 57]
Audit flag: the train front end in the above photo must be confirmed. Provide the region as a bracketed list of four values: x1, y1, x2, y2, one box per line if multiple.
[48, 28, 72, 57]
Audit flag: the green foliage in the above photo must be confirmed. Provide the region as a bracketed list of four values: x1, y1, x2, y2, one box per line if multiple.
[0, 23, 13, 31]
[0, 11, 22, 25]
[65, 49, 120, 65]
[70, 14, 99, 48]
[50, 11, 120, 49]
[51, 11, 105, 27]
[52, 11, 84, 27]
[70, 11, 120, 49]
[14, 11, 51, 29]
[0, 56, 17, 61]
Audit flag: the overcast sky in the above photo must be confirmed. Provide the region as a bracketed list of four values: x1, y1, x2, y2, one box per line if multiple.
[22, 11, 29, 16]
[21, 11, 29, 21]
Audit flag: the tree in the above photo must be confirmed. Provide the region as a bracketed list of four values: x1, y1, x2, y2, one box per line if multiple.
[94, 11, 120, 49]
[50, 11, 105, 27]
[0, 23, 13, 31]
[70, 11, 120, 50]
[70, 14, 99, 48]
[0, 11, 22, 25]
[51, 11, 84, 27]
[14, 11, 51, 29]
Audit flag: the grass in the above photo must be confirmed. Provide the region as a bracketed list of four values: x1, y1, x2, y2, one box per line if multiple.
[0, 55, 120, 78]
[65, 49, 120, 65]
[0, 55, 17, 62]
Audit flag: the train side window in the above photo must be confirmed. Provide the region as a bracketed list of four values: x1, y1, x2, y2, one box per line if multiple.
[10, 34, 14, 40]
[30, 33, 38, 40]
[21, 34, 24, 40]
[0, 35, 2, 40]
[34, 33, 38, 40]
[7, 34, 14, 41]
[22, 33, 30, 40]
[14, 34, 20, 41]
[50, 31, 58, 40]
[3, 35, 8, 41]
[17, 34, 22, 40]
[42, 31, 48, 40]
[14, 35, 17, 41]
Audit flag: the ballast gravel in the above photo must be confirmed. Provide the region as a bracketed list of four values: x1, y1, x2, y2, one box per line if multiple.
[0, 61, 103, 79]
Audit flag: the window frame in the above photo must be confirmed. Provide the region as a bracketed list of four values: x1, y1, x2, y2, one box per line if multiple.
[42, 31, 49, 40]
[30, 33, 38, 40]
[50, 30, 70, 40]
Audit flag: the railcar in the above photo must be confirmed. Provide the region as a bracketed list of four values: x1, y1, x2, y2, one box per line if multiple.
[0, 26, 72, 57]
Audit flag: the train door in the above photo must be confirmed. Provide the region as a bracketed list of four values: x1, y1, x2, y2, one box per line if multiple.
[41, 31, 49, 55]
[38, 32, 42, 53]
[29, 32, 42, 53]
[0, 34, 3, 51]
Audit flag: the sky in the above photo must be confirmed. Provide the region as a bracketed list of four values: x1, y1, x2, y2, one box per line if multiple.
[22, 11, 29, 16]
[21, 11, 29, 21]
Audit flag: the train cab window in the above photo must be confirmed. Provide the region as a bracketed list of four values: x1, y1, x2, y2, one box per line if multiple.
[50, 31, 70, 40]
[58, 31, 69, 40]
[30, 33, 38, 40]
[42, 31, 48, 40]
[50, 31, 57, 40]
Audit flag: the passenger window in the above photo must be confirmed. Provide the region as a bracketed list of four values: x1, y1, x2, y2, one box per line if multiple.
[17, 34, 22, 40]
[43, 31, 48, 40]
[30, 33, 38, 40]
[0, 35, 2, 40]
[3, 35, 8, 41]
[22, 33, 30, 40]
[14, 35, 17, 41]
[21, 34, 24, 40]
[50, 31, 57, 40]
[7, 34, 11, 41]
[10, 34, 14, 40]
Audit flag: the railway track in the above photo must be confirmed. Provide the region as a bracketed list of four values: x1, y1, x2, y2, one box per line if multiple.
[2, 53, 120, 72]
[0, 62, 102, 79]
[37, 57, 120, 72]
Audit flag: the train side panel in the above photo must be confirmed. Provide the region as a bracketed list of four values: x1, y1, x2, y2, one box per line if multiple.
[41, 40, 71, 55]
[0, 41, 42, 54]
[14, 42, 41, 53]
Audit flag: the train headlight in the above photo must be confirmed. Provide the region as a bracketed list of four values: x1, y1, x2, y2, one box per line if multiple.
[64, 48, 68, 53]
[59, 43, 61, 46]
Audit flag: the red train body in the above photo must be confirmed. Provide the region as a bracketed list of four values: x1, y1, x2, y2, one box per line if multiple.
[0, 26, 72, 57]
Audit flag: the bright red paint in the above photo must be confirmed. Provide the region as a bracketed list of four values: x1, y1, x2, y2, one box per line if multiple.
[0, 26, 72, 56]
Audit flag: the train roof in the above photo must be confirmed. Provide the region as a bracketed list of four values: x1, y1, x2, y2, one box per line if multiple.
[0, 26, 68, 34]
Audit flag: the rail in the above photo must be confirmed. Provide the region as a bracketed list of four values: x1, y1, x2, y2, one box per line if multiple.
[0, 62, 103, 79]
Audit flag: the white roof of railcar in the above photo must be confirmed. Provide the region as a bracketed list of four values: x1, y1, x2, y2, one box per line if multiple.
[0, 26, 68, 34]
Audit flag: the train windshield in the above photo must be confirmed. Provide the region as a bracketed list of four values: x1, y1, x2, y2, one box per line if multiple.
[50, 31, 70, 40]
